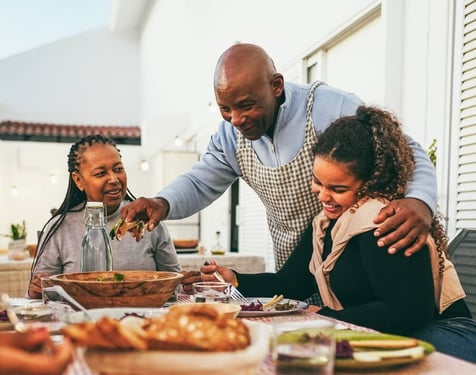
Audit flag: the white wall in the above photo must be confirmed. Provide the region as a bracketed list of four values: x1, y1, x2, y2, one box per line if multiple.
[0, 0, 463, 255]
[0, 140, 153, 244]
[398, 0, 456, 227]
[0, 27, 140, 125]
[0, 26, 145, 243]
[139, 0, 377, 252]
[139, 0, 375, 152]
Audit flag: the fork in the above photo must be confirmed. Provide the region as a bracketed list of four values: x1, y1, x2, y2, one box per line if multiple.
[203, 261, 248, 304]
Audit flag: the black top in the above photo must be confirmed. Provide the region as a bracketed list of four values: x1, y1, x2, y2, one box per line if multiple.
[236, 223, 471, 335]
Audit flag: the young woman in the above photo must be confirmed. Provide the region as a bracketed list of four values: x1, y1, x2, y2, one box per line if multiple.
[28, 135, 180, 298]
[187, 106, 476, 362]
[0, 329, 73, 375]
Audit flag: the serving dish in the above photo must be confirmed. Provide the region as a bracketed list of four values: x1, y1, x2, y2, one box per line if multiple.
[238, 297, 307, 317]
[67, 307, 167, 323]
[173, 239, 199, 249]
[334, 330, 434, 370]
[175, 248, 199, 254]
[48, 271, 183, 309]
[83, 320, 269, 375]
[169, 303, 241, 319]
[0, 299, 42, 331]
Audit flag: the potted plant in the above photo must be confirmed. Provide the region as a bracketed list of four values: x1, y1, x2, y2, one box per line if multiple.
[8, 221, 28, 259]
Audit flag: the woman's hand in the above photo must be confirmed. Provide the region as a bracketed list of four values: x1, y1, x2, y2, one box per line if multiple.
[0, 329, 74, 375]
[28, 273, 52, 299]
[199, 260, 236, 284]
[180, 261, 237, 293]
[373, 198, 432, 256]
[180, 270, 202, 294]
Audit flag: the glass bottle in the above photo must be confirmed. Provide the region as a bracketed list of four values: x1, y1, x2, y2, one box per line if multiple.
[210, 230, 225, 255]
[80, 201, 113, 272]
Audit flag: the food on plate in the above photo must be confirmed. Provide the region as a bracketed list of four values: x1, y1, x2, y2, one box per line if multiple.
[240, 295, 290, 312]
[336, 340, 354, 358]
[274, 300, 298, 311]
[352, 346, 425, 361]
[61, 316, 147, 350]
[169, 302, 241, 319]
[349, 338, 419, 349]
[336, 337, 420, 360]
[146, 304, 250, 351]
[262, 294, 284, 310]
[240, 301, 264, 311]
[109, 218, 145, 241]
[61, 304, 251, 352]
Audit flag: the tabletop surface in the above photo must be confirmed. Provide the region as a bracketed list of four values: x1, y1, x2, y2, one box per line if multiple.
[63, 303, 476, 375]
[0, 254, 33, 270]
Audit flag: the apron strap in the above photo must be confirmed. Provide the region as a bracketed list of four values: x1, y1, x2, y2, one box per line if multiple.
[305, 81, 323, 125]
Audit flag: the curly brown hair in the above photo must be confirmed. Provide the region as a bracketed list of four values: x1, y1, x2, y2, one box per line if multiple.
[313, 105, 447, 276]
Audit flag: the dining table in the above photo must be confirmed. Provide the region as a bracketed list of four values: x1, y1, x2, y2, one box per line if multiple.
[177, 252, 266, 273]
[0, 253, 33, 297]
[62, 302, 476, 375]
[0, 252, 265, 299]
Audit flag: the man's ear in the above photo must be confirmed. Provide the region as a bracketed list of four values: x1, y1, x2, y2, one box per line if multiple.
[271, 73, 284, 96]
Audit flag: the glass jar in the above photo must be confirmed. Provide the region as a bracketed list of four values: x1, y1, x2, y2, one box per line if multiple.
[210, 231, 225, 255]
[80, 202, 113, 271]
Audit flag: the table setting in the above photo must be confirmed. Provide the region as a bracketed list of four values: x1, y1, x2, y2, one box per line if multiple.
[1, 271, 475, 375]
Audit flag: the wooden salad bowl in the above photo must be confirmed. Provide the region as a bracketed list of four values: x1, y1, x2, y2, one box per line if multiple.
[48, 271, 183, 309]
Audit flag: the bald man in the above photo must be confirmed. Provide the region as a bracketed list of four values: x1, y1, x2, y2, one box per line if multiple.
[122, 44, 436, 304]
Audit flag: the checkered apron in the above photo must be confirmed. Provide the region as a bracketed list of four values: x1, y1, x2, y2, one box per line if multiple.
[236, 81, 323, 305]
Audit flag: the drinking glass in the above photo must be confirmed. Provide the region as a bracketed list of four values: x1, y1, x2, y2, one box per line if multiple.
[273, 318, 336, 374]
[40, 276, 56, 304]
[12, 301, 74, 334]
[192, 281, 231, 303]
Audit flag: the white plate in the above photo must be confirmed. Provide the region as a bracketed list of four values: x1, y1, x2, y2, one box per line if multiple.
[176, 248, 199, 254]
[67, 307, 167, 323]
[238, 297, 307, 317]
[84, 320, 270, 375]
[7, 298, 42, 306]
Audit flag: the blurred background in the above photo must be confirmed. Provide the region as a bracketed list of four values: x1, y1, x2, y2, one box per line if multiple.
[0, 0, 474, 271]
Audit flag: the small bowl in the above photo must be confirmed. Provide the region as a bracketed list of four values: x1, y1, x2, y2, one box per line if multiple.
[12, 302, 74, 332]
[26, 244, 37, 258]
[169, 303, 241, 319]
[173, 239, 199, 249]
[48, 271, 183, 309]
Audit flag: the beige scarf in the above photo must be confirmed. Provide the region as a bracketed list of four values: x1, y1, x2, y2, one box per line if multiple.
[309, 198, 466, 313]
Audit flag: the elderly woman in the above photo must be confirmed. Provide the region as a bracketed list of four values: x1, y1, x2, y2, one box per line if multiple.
[28, 134, 180, 298]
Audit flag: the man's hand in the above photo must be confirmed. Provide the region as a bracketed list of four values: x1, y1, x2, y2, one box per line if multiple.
[120, 197, 169, 232]
[373, 198, 432, 257]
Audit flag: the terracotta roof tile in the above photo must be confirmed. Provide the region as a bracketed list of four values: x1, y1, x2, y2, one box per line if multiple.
[0, 121, 141, 145]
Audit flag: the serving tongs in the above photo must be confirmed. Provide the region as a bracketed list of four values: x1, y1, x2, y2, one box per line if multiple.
[42, 285, 95, 322]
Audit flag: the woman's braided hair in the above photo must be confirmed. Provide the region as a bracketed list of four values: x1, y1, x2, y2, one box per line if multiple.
[31, 134, 136, 273]
[313, 105, 448, 276]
